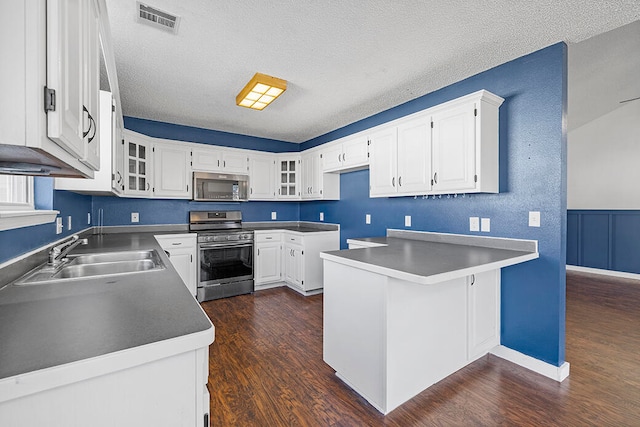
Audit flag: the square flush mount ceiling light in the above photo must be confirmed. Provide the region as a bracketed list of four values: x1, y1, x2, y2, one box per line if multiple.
[236, 73, 287, 110]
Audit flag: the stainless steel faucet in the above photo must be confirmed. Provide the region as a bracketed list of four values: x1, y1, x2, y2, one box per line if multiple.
[48, 235, 87, 266]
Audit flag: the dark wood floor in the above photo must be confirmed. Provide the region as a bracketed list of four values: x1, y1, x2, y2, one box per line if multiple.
[200, 272, 640, 426]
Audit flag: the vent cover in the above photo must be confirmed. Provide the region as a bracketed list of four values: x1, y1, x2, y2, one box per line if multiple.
[136, 2, 180, 34]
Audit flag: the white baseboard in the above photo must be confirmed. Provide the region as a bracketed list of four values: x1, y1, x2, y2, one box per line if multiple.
[567, 265, 640, 281]
[490, 345, 570, 382]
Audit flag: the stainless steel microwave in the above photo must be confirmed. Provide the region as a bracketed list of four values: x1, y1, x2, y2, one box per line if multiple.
[192, 172, 249, 202]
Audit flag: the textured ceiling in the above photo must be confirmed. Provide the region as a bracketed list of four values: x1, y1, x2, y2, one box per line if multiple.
[105, 1, 640, 143]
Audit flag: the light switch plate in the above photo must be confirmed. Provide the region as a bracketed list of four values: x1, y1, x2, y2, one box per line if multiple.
[56, 217, 63, 234]
[481, 218, 490, 232]
[87, 212, 91, 224]
[365, 214, 371, 224]
[470, 217, 480, 232]
[67, 216, 72, 230]
[271, 211, 277, 220]
[529, 211, 541, 227]
[131, 212, 139, 223]
[319, 212, 324, 221]
[405, 215, 411, 227]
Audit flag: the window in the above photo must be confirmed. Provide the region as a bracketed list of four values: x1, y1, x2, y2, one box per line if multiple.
[0, 175, 33, 210]
[0, 175, 58, 231]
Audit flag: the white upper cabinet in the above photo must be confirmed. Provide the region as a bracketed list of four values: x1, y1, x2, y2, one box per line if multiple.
[370, 117, 432, 197]
[370, 90, 503, 197]
[0, 0, 105, 177]
[397, 116, 432, 194]
[249, 154, 276, 200]
[221, 151, 249, 174]
[430, 90, 503, 194]
[277, 154, 301, 199]
[56, 91, 121, 195]
[80, 0, 100, 170]
[369, 126, 398, 196]
[152, 141, 191, 199]
[46, 0, 100, 169]
[192, 146, 248, 174]
[123, 130, 153, 197]
[431, 103, 476, 192]
[322, 135, 369, 173]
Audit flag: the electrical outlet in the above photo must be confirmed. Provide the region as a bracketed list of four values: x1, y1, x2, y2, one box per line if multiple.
[319, 212, 324, 221]
[131, 212, 139, 223]
[87, 212, 91, 224]
[481, 218, 490, 232]
[271, 211, 277, 220]
[365, 214, 371, 224]
[529, 211, 541, 227]
[405, 215, 411, 227]
[67, 216, 72, 230]
[56, 217, 63, 234]
[470, 217, 480, 232]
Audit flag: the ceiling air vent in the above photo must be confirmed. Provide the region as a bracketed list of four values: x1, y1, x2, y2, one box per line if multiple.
[136, 2, 180, 34]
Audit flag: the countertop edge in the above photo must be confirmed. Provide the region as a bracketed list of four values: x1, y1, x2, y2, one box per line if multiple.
[0, 324, 214, 404]
[320, 251, 539, 284]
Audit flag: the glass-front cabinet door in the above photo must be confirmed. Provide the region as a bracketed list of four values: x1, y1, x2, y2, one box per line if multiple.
[124, 131, 152, 197]
[278, 155, 300, 199]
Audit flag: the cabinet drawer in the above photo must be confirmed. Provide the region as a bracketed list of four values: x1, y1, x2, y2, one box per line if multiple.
[155, 234, 196, 249]
[284, 234, 303, 245]
[255, 232, 282, 243]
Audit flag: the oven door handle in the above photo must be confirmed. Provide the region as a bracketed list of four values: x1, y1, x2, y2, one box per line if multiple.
[199, 242, 254, 249]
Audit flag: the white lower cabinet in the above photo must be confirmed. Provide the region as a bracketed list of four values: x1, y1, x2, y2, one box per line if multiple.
[0, 347, 210, 427]
[254, 232, 282, 288]
[283, 240, 304, 289]
[155, 234, 197, 296]
[467, 269, 500, 360]
[253, 229, 339, 295]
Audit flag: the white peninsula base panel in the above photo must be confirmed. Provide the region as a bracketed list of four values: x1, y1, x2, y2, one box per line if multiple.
[323, 261, 499, 414]
[0, 346, 210, 427]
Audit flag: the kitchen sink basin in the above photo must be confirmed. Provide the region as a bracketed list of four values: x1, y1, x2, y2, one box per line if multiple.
[66, 250, 159, 265]
[13, 250, 165, 285]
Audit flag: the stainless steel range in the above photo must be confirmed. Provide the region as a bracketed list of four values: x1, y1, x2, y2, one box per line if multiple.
[189, 211, 254, 302]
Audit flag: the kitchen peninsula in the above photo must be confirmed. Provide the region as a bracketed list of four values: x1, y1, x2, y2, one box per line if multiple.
[320, 229, 538, 414]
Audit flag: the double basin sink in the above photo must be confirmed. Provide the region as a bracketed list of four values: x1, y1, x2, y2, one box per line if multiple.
[14, 250, 166, 285]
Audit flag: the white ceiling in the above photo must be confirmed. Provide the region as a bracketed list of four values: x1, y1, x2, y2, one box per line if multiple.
[105, 1, 640, 143]
[568, 20, 640, 132]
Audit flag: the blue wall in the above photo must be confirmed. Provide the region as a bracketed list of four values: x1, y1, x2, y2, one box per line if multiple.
[301, 43, 568, 366]
[124, 116, 299, 153]
[0, 179, 92, 264]
[91, 197, 299, 226]
[567, 210, 640, 274]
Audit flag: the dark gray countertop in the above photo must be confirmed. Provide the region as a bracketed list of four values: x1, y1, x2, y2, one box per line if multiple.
[323, 232, 538, 285]
[244, 221, 339, 233]
[0, 233, 212, 381]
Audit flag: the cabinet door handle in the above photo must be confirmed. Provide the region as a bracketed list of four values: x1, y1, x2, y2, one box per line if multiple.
[470, 274, 475, 286]
[399, 176, 402, 187]
[265, 237, 272, 240]
[217, 160, 220, 167]
[433, 172, 438, 184]
[224, 160, 226, 168]
[146, 182, 150, 191]
[172, 242, 182, 246]
[392, 177, 395, 187]
[338, 153, 341, 163]
[343, 152, 346, 162]
[257, 249, 260, 256]
[164, 250, 170, 258]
